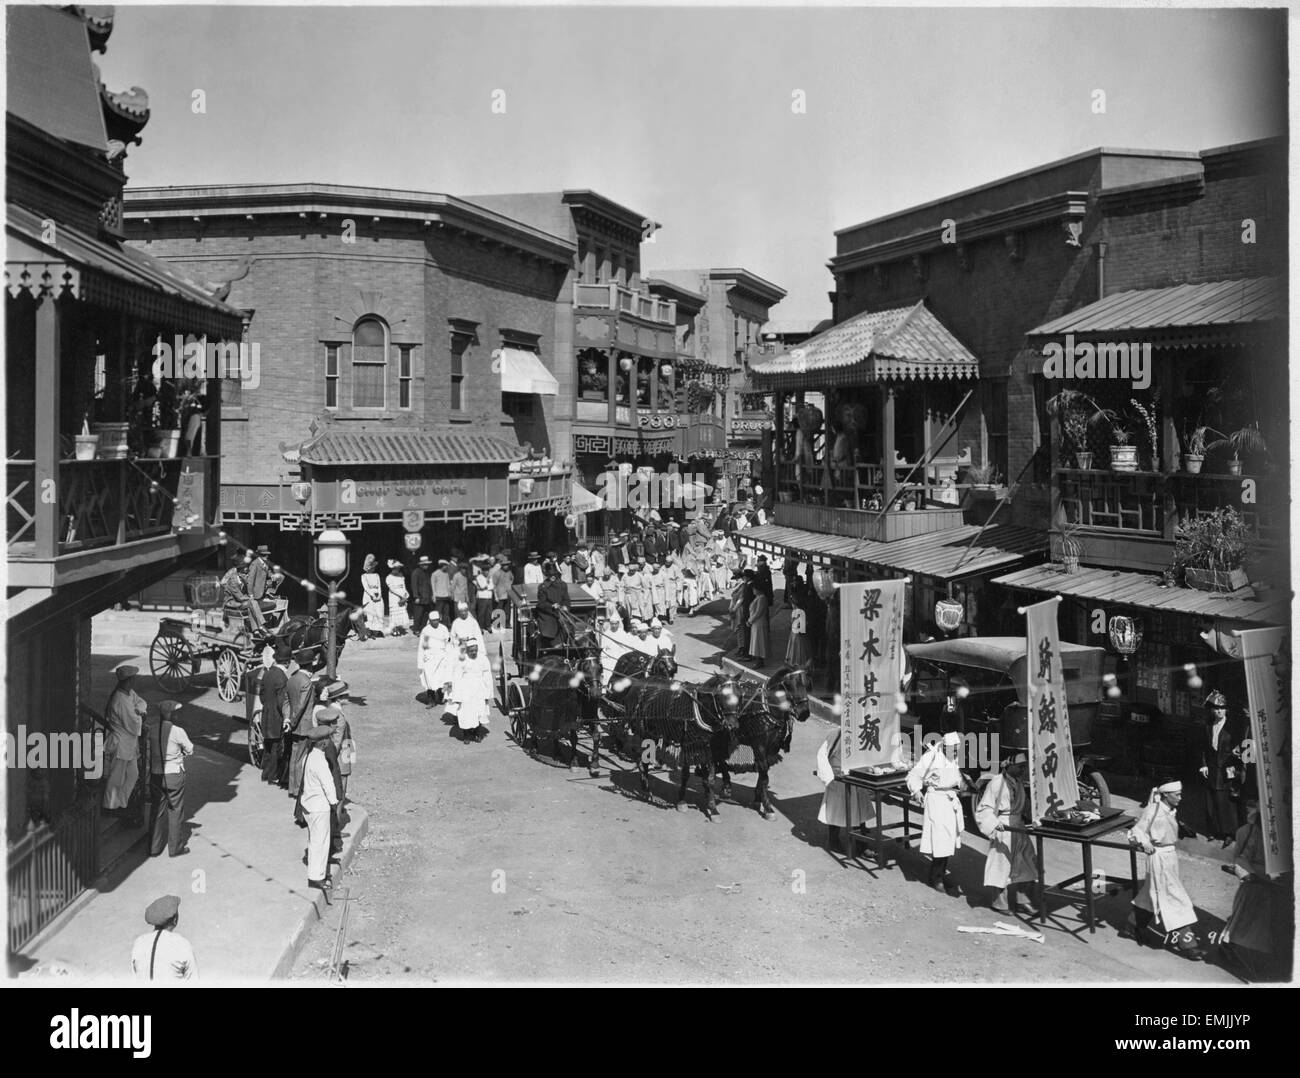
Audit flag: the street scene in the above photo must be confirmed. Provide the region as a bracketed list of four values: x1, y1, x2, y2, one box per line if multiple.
[3, 2, 1293, 995]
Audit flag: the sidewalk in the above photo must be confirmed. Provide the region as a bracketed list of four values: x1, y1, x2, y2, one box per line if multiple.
[16, 624, 369, 984]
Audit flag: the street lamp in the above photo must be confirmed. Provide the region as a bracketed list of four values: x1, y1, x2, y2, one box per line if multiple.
[314, 524, 351, 678]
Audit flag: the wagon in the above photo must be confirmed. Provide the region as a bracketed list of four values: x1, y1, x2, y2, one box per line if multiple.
[148, 572, 287, 703]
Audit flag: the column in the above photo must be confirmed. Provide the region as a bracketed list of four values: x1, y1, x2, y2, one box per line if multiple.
[881, 385, 897, 507]
[34, 296, 62, 558]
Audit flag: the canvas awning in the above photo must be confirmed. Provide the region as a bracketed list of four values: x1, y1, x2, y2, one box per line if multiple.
[499, 347, 559, 395]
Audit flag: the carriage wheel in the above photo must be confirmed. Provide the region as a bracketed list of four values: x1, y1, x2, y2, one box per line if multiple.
[497, 644, 508, 711]
[150, 631, 194, 694]
[508, 682, 529, 748]
[248, 709, 265, 769]
[215, 647, 245, 703]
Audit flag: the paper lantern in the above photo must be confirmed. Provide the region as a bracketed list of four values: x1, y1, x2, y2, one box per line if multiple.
[812, 568, 836, 600]
[619, 357, 633, 372]
[934, 597, 964, 632]
[563, 514, 577, 530]
[661, 364, 673, 378]
[1108, 615, 1143, 655]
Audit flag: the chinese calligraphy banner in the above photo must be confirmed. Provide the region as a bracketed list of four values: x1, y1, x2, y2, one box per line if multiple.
[1024, 597, 1080, 820]
[840, 579, 906, 772]
[172, 467, 205, 534]
[1236, 626, 1291, 876]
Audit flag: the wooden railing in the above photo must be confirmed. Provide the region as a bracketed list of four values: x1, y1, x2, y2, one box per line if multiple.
[573, 282, 676, 325]
[7, 796, 100, 953]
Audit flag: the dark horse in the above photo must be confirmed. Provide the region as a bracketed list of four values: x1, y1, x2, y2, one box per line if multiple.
[276, 613, 353, 673]
[521, 641, 604, 775]
[605, 651, 741, 819]
[715, 666, 812, 819]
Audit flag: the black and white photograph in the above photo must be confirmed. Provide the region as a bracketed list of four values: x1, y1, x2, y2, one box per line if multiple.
[2, 0, 1293, 1002]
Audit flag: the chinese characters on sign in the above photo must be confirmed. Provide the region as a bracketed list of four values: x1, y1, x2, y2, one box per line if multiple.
[1024, 597, 1080, 820]
[840, 579, 906, 772]
[171, 467, 205, 534]
[1236, 626, 1292, 876]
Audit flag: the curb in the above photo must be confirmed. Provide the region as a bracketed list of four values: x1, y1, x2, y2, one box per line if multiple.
[271, 804, 371, 980]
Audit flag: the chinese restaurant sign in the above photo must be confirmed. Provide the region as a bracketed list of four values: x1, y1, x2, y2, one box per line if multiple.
[840, 579, 906, 772]
[1236, 626, 1292, 876]
[1024, 597, 1080, 820]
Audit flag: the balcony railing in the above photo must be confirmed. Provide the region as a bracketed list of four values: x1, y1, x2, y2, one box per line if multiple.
[573, 282, 676, 325]
[6, 456, 215, 559]
[7, 796, 100, 953]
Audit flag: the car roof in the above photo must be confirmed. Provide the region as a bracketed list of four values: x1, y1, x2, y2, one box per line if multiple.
[906, 636, 1104, 673]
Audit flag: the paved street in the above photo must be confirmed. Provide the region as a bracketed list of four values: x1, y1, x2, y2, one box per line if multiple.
[290, 589, 1243, 984]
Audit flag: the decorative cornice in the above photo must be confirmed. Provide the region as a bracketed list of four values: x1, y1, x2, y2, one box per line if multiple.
[1095, 173, 1205, 214]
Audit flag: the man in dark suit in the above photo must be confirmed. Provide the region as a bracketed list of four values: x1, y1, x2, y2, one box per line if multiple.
[284, 649, 319, 798]
[410, 555, 432, 633]
[260, 641, 292, 786]
[606, 534, 626, 572]
[1198, 689, 1245, 845]
[534, 561, 571, 653]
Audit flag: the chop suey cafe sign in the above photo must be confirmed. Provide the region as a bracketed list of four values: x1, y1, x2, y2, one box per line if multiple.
[313, 476, 508, 513]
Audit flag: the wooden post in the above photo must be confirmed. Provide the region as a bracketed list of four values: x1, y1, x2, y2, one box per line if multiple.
[881, 385, 897, 507]
[34, 297, 62, 559]
[606, 348, 617, 427]
[1160, 358, 1177, 540]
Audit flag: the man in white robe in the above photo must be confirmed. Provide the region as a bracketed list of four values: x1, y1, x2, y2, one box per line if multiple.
[816, 729, 874, 845]
[418, 611, 451, 707]
[446, 639, 494, 742]
[1125, 780, 1205, 959]
[975, 753, 1036, 913]
[598, 619, 633, 691]
[449, 601, 484, 651]
[906, 730, 967, 895]
[103, 665, 147, 813]
[648, 618, 675, 657]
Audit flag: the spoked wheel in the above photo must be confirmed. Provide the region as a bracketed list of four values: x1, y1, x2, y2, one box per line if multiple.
[248, 708, 265, 769]
[215, 647, 246, 703]
[508, 681, 530, 749]
[150, 631, 195, 694]
[497, 644, 508, 712]
[1079, 766, 1112, 811]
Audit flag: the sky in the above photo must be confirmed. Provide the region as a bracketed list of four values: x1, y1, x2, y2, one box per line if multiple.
[91, 4, 1287, 322]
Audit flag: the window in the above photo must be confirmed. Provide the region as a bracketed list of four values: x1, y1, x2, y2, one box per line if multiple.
[351, 317, 387, 409]
[578, 349, 609, 401]
[398, 346, 414, 409]
[325, 345, 340, 409]
[450, 337, 467, 412]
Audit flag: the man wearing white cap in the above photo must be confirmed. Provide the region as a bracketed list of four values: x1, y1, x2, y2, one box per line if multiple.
[647, 618, 675, 657]
[103, 665, 147, 814]
[1124, 780, 1205, 959]
[450, 600, 484, 651]
[446, 638, 494, 742]
[906, 731, 967, 894]
[418, 610, 452, 707]
[976, 753, 1036, 913]
[628, 620, 656, 657]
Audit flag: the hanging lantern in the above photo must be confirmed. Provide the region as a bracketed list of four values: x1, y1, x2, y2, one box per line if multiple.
[934, 597, 964, 633]
[1108, 615, 1143, 655]
[563, 513, 577, 530]
[661, 364, 673, 378]
[812, 568, 836, 600]
[619, 357, 633, 373]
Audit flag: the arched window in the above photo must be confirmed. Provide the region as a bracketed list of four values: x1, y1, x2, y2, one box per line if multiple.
[351, 316, 388, 408]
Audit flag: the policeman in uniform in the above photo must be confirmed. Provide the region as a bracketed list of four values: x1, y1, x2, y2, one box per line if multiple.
[534, 560, 571, 654]
[131, 894, 198, 982]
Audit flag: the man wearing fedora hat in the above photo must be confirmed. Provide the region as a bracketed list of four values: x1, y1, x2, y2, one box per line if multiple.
[410, 555, 433, 634]
[246, 544, 274, 630]
[131, 895, 197, 981]
[103, 665, 147, 817]
[285, 651, 321, 798]
[523, 551, 544, 585]
[147, 701, 194, 858]
[259, 640, 293, 786]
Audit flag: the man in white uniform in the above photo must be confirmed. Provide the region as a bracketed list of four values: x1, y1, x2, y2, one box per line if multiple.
[418, 610, 452, 707]
[647, 618, 675, 657]
[103, 665, 147, 813]
[449, 600, 484, 650]
[1124, 780, 1205, 959]
[907, 731, 966, 895]
[447, 638, 494, 742]
[131, 894, 198, 982]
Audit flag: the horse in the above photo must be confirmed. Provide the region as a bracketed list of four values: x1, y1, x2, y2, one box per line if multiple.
[605, 651, 741, 819]
[520, 643, 604, 775]
[276, 612, 354, 672]
[715, 665, 812, 819]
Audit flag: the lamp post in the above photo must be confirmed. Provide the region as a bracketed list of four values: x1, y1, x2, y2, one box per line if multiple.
[314, 524, 350, 678]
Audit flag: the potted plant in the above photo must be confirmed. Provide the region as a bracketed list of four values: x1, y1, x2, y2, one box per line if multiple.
[1046, 389, 1095, 469]
[1053, 523, 1085, 574]
[1106, 419, 1138, 473]
[74, 416, 100, 461]
[1181, 426, 1211, 474]
[1206, 425, 1266, 477]
[966, 461, 1001, 491]
[1130, 396, 1159, 471]
[1172, 507, 1253, 593]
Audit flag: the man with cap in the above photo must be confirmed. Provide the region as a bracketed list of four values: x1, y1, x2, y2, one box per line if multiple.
[586, 540, 604, 582]
[746, 570, 771, 668]
[446, 638, 494, 742]
[431, 558, 453, 626]
[534, 560, 571, 652]
[131, 895, 197, 982]
[472, 555, 494, 631]
[605, 534, 626, 573]
[147, 700, 194, 858]
[1197, 689, 1245, 846]
[628, 620, 656, 657]
[300, 726, 339, 899]
[418, 610, 452, 707]
[754, 554, 774, 604]
[976, 752, 1037, 913]
[245, 544, 274, 629]
[449, 558, 471, 620]
[906, 731, 967, 895]
[523, 551, 544, 586]
[490, 553, 515, 630]
[648, 560, 669, 623]
[450, 600, 484, 651]
[103, 665, 147, 816]
[410, 555, 433, 633]
[623, 560, 649, 624]
[311, 702, 347, 856]
[648, 618, 675, 658]
[259, 640, 293, 786]
[1124, 780, 1205, 959]
[285, 651, 321, 798]
[661, 552, 682, 622]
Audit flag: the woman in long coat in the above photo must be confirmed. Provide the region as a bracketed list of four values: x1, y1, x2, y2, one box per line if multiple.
[747, 585, 770, 666]
[975, 754, 1036, 912]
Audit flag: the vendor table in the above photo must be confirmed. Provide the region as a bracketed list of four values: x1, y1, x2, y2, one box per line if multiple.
[834, 770, 924, 869]
[1006, 814, 1139, 934]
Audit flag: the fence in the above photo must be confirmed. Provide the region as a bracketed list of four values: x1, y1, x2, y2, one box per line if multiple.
[7, 797, 101, 953]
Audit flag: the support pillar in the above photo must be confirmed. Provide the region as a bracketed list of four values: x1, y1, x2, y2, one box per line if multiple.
[34, 296, 62, 558]
[881, 385, 897, 507]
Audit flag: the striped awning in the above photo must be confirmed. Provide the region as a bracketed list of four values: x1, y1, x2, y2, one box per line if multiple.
[992, 563, 1288, 625]
[749, 300, 980, 389]
[738, 522, 1044, 581]
[299, 429, 528, 467]
[499, 347, 559, 395]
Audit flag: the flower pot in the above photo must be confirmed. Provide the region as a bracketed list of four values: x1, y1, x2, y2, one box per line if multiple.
[1110, 445, 1138, 473]
[1185, 566, 1251, 594]
[1075, 452, 1094, 470]
[1226, 458, 1243, 476]
[1062, 554, 1080, 574]
[92, 421, 130, 460]
[1182, 453, 1204, 475]
[75, 434, 100, 461]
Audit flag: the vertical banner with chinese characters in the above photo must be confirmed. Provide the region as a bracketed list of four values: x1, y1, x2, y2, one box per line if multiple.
[1025, 597, 1080, 819]
[1236, 626, 1291, 876]
[840, 579, 906, 772]
[172, 467, 205, 533]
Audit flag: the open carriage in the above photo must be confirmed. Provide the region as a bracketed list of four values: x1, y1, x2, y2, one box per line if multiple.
[148, 572, 288, 702]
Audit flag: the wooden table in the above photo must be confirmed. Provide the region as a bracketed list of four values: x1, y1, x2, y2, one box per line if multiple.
[1005, 814, 1139, 934]
[835, 770, 923, 869]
